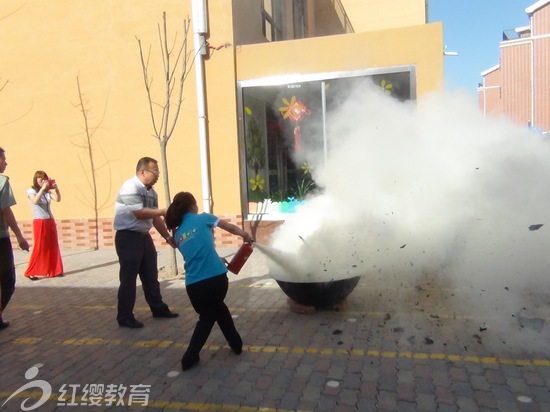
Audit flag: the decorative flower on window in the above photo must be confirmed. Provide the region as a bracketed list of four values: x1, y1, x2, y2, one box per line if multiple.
[280, 96, 310, 122]
[279, 96, 311, 153]
[249, 174, 265, 191]
[380, 79, 393, 95]
[301, 161, 312, 175]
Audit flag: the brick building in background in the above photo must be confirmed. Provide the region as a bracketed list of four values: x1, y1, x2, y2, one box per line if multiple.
[478, 0, 550, 134]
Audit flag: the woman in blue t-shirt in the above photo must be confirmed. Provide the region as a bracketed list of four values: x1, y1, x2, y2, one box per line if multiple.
[165, 192, 254, 371]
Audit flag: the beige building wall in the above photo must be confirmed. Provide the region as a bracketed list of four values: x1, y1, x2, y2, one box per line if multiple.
[236, 23, 443, 96]
[1, 0, 442, 249]
[231, 0, 426, 45]
[0, 0, 198, 219]
[341, 0, 426, 32]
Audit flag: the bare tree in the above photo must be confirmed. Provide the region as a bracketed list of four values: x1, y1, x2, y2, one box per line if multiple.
[137, 12, 193, 275]
[0, 78, 7, 93]
[71, 75, 114, 250]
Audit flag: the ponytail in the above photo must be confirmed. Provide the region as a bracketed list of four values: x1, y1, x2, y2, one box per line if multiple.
[165, 192, 197, 229]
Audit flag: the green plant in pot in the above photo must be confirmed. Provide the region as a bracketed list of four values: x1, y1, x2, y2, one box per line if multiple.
[293, 161, 316, 202]
[294, 176, 315, 201]
[269, 189, 288, 213]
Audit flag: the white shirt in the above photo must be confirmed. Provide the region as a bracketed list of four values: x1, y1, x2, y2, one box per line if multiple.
[27, 188, 52, 219]
[113, 176, 158, 233]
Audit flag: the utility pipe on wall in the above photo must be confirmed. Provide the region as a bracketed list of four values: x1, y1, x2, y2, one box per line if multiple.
[192, 0, 212, 213]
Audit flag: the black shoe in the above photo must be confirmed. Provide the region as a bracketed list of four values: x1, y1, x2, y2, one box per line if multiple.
[229, 336, 243, 355]
[118, 318, 144, 328]
[28, 276, 39, 281]
[181, 354, 200, 371]
[0, 320, 10, 330]
[153, 311, 179, 319]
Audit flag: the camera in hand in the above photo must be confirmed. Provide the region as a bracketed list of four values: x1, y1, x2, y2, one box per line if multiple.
[47, 178, 56, 185]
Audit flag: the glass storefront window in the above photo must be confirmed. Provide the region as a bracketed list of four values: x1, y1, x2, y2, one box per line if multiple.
[237, 66, 416, 217]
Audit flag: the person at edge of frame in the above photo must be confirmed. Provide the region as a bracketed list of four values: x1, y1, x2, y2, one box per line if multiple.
[0, 146, 30, 330]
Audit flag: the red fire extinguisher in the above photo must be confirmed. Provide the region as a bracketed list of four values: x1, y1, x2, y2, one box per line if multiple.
[226, 242, 254, 274]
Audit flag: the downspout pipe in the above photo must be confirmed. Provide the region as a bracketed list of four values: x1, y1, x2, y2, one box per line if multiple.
[192, 0, 212, 213]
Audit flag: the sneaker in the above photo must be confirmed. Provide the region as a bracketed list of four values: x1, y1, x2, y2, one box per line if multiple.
[0, 320, 10, 330]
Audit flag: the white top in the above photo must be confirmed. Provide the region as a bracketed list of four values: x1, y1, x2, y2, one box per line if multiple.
[113, 175, 158, 233]
[27, 188, 52, 219]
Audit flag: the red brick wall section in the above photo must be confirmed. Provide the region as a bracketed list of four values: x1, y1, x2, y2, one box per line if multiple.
[214, 214, 245, 248]
[10, 214, 253, 250]
[243, 219, 284, 246]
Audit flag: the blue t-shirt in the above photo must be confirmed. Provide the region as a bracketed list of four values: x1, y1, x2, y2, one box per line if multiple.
[174, 212, 227, 286]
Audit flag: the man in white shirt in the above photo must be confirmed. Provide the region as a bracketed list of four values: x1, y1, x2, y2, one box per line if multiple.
[114, 157, 178, 328]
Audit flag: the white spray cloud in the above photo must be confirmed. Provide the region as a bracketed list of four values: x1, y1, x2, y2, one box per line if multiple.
[263, 85, 550, 351]
[267, 86, 550, 284]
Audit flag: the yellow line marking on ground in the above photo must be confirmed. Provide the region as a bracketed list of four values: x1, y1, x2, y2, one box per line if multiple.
[14, 303, 550, 323]
[12, 337, 43, 344]
[16, 303, 546, 322]
[9, 337, 549, 367]
[0, 391, 302, 412]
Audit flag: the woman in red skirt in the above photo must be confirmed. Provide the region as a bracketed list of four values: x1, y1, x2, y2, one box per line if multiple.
[24, 171, 63, 280]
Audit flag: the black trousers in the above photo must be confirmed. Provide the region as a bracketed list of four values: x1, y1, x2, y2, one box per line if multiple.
[0, 237, 16, 314]
[184, 274, 241, 359]
[115, 230, 169, 322]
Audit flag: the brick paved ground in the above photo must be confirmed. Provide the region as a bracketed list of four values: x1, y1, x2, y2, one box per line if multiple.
[0, 247, 549, 411]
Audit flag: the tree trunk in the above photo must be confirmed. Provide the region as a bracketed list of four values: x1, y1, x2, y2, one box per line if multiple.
[159, 140, 178, 276]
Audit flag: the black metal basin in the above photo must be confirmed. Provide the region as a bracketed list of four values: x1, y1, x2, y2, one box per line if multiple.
[276, 276, 361, 309]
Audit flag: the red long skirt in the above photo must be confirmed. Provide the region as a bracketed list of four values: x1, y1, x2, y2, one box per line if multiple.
[24, 218, 64, 278]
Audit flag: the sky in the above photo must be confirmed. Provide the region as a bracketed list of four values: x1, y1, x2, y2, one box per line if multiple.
[429, 0, 535, 95]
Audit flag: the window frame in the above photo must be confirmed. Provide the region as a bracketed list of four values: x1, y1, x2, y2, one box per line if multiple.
[236, 65, 417, 218]
[261, 0, 283, 41]
[292, 0, 307, 39]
